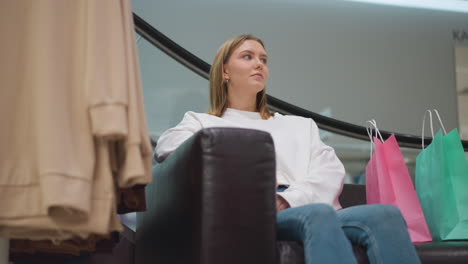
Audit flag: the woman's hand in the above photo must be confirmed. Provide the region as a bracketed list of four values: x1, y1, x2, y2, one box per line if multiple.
[276, 195, 290, 212]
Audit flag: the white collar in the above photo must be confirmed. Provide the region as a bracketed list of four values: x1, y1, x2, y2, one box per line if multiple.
[222, 108, 263, 120]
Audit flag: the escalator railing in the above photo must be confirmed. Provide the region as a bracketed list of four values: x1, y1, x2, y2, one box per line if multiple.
[133, 13, 468, 150]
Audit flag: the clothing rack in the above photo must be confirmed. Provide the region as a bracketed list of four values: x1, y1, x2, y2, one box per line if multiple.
[0, 238, 8, 264]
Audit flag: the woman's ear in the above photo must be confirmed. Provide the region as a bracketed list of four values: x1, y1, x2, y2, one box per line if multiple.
[223, 64, 230, 80]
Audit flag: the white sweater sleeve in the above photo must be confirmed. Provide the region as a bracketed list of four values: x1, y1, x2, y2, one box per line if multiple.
[278, 119, 345, 210]
[155, 112, 203, 162]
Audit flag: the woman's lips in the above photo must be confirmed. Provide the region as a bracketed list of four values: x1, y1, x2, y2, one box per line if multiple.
[251, 73, 263, 79]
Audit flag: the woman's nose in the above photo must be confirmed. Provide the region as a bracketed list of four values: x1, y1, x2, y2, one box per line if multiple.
[254, 58, 263, 69]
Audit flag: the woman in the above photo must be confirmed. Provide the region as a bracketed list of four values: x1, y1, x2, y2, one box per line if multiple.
[155, 34, 420, 264]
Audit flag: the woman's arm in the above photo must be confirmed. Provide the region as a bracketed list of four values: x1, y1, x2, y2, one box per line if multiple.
[276, 195, 290, 211]
[155, 112, 203, 162]
[277, 119, 345, 209]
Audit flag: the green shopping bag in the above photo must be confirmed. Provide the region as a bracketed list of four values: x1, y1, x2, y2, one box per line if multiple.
[415, 110, 468, 241]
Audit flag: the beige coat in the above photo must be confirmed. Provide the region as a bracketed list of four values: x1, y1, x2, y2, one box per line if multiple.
[0, 0, 151, 240]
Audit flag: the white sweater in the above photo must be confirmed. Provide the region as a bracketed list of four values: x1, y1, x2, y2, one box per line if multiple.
[155, 108, 345, 210]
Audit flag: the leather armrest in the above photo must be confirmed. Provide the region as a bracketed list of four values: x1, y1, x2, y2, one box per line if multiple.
[136, 127, 277, 264]
[339, 184, 366, 208]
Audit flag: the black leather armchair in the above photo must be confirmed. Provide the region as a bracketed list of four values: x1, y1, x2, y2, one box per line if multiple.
[135, 127, 468, 264]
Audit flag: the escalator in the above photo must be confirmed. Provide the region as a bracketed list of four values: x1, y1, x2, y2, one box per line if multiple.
[132, 13, 468, 186]
[129, 10, 468, 264]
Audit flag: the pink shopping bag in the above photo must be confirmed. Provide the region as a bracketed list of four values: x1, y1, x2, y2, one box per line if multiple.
[366, 120, 432, 243]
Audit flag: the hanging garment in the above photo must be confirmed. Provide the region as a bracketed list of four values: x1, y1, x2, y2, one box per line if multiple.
[0, 0, 151, 240]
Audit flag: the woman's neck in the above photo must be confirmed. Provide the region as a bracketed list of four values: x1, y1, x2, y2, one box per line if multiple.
[227, 92, 257, 112]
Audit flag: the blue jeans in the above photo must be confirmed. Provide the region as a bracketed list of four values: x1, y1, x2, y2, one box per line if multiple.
[276, 203, 421, 264]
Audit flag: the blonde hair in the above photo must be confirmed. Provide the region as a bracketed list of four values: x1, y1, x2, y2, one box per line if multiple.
[208, 34, 273, 119]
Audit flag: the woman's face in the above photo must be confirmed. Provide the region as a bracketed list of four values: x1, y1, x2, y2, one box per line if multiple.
[223, 40, 269, 96]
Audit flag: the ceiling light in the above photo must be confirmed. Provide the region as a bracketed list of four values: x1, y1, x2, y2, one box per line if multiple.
[344, 0, 468, 13]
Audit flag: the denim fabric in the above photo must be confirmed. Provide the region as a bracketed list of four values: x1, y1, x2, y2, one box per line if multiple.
[276, 202, 420, 264]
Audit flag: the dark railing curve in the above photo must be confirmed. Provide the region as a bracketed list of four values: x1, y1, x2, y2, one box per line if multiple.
[133, 13, 468, 150]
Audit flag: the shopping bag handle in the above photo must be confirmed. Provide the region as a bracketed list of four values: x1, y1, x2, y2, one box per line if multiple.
[421, 109, 447, 149]
[366, 119, 384, 157]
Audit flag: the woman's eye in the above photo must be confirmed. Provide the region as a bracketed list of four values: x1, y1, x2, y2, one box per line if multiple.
[261, 58, 268, 64]
[243, 54, 252, 60]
